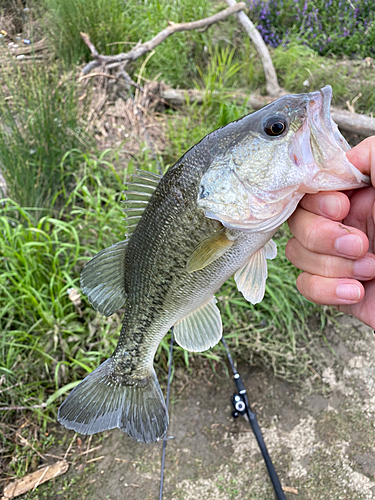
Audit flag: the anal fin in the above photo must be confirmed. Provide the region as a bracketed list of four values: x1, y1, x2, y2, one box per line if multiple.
[174, 297, 222, 352]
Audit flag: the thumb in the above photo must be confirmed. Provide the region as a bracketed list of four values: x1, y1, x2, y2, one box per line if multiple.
[346, 136, 375, 186]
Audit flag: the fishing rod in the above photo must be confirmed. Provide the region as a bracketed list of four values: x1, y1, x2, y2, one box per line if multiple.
[158, 333, 286, 500]
[221, 337, 286, 500]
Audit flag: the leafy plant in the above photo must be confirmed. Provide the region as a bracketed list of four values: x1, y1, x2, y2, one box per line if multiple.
[0, 61, 91, 210]
[44, 0, 213, 85]
[249, 0, 375, 58]
[0, 165, 125, 435]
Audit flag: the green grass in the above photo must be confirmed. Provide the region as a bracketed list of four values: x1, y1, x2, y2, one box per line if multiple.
[44, 0, 214, 84]
[272, 44, 375, 113]
[0, 60, 92, 209]
[2, 0, 375, 485]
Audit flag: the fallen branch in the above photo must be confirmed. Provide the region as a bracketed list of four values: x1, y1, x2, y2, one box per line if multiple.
[9, 38, 47, 56]
[1, 461, 68, 499]
[224, 0, 282, 97]
[161, 88, 375, 137]
[81, 3, 246, 74]
[0, 403, 46, 411]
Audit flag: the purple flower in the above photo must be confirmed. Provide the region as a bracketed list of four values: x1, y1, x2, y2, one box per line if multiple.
[247, 0, 374, 56]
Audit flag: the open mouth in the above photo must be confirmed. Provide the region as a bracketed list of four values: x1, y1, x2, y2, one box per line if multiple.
[307, 85, 350, 155]
[306, 85, 370, 189]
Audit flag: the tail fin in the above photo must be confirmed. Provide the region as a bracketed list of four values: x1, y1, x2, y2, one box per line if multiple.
[57, 359, 168, 444]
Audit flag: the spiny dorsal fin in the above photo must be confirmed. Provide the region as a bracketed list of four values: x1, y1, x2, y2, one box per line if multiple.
[174, 297, 222, 352]
[81, 240, 128, 316]
[234, 239, 277, 304]
[123, 169, 162, 234]
[186, 229, 234, 273]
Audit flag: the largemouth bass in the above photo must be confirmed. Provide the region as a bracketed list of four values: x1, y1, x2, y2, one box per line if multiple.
[58, 86, 369, 443]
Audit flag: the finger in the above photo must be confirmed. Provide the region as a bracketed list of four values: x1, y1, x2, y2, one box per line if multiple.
[299, 191, 350, 220]
[343, 187, 375, 237]
[346, 136, 375, 184]
[337, 279, 375, 330]
[296, 273, 365, 306]
[288, 207, 369, 259]
[286, 238, 375, 280]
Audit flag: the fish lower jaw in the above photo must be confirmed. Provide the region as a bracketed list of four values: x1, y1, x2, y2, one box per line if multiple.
[296, 185, 320, 195]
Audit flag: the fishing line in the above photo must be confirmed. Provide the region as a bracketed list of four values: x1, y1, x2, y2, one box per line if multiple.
[221, 337, 286, 500]
[159, 327, 174, 500]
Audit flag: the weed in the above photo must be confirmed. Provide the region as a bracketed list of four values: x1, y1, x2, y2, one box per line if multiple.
[1, 0, 372, 487]
[0, 165, 125, 434]
[0, 60, 91, 209]
[44, 0, 213, 85]
[249, 0, 375, 58]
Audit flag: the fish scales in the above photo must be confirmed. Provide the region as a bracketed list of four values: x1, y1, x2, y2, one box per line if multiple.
[114, 150, 261, 379]
[58, 86, 370, 443]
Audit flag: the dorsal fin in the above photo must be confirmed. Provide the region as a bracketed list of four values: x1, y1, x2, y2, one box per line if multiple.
[123, 169, 162, 234]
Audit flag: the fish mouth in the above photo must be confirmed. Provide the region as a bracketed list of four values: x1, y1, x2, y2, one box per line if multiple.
[303, 85, 370, 191]
[308, 85, 349, 154]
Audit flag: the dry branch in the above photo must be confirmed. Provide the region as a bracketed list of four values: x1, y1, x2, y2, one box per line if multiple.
[9, 38, 47, 56]
[161, 88, 375, 137]
[81, 3, 246, 74]
[224, 0, 281, 97]
[1, 461, 68, 499]
[0, 38, 48, 65]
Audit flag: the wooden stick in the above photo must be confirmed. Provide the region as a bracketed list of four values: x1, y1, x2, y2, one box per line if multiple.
[161, 88, 375, 137]
[81, 3, 246, 74]
[2, 461, 68, 499]
[0, 404, 46, 411]
[224, 0, 282, 97]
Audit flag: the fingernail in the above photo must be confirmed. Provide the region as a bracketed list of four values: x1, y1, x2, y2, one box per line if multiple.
[334, 234, 363, 258]
[353, 257, 375, 278]
[319, 195, 341, 218]
[336, 284, 361, 301]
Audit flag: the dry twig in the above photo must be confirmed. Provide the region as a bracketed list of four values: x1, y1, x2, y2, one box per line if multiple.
[2, 461, 68, 499]
[86, 456, 104, 464]
[0, 404, 46, 411]
[224, 0, 282, 96]
[81, 3, 246, 74]
[161, 88, 375, 137]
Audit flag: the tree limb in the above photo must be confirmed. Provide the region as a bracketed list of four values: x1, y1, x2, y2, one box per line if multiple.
[81, 3, 246, 74]
[224, 0, 282, 97]
[161, 88, 375, 137]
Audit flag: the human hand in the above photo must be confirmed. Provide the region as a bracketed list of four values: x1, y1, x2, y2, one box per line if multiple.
[285, 136, 375, 329]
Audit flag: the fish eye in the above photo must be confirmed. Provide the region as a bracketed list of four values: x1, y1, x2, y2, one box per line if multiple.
[263, 116, 288, 137]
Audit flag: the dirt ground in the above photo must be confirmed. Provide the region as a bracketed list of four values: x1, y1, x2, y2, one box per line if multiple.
[8, 314, 375, 500]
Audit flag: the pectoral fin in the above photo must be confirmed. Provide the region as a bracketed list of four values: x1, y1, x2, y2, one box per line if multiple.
[264, 239, 277, 259]
[234, 239, 277, 305]
[186, 230, 234, 273]
[80, 240, 128, 316]
[174, 297, 222, 352]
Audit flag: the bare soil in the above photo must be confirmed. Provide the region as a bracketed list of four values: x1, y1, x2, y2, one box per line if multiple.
[21, 314, 375, 500]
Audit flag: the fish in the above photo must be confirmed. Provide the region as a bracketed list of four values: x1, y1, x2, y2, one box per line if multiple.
[57, 85, 370, 443]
